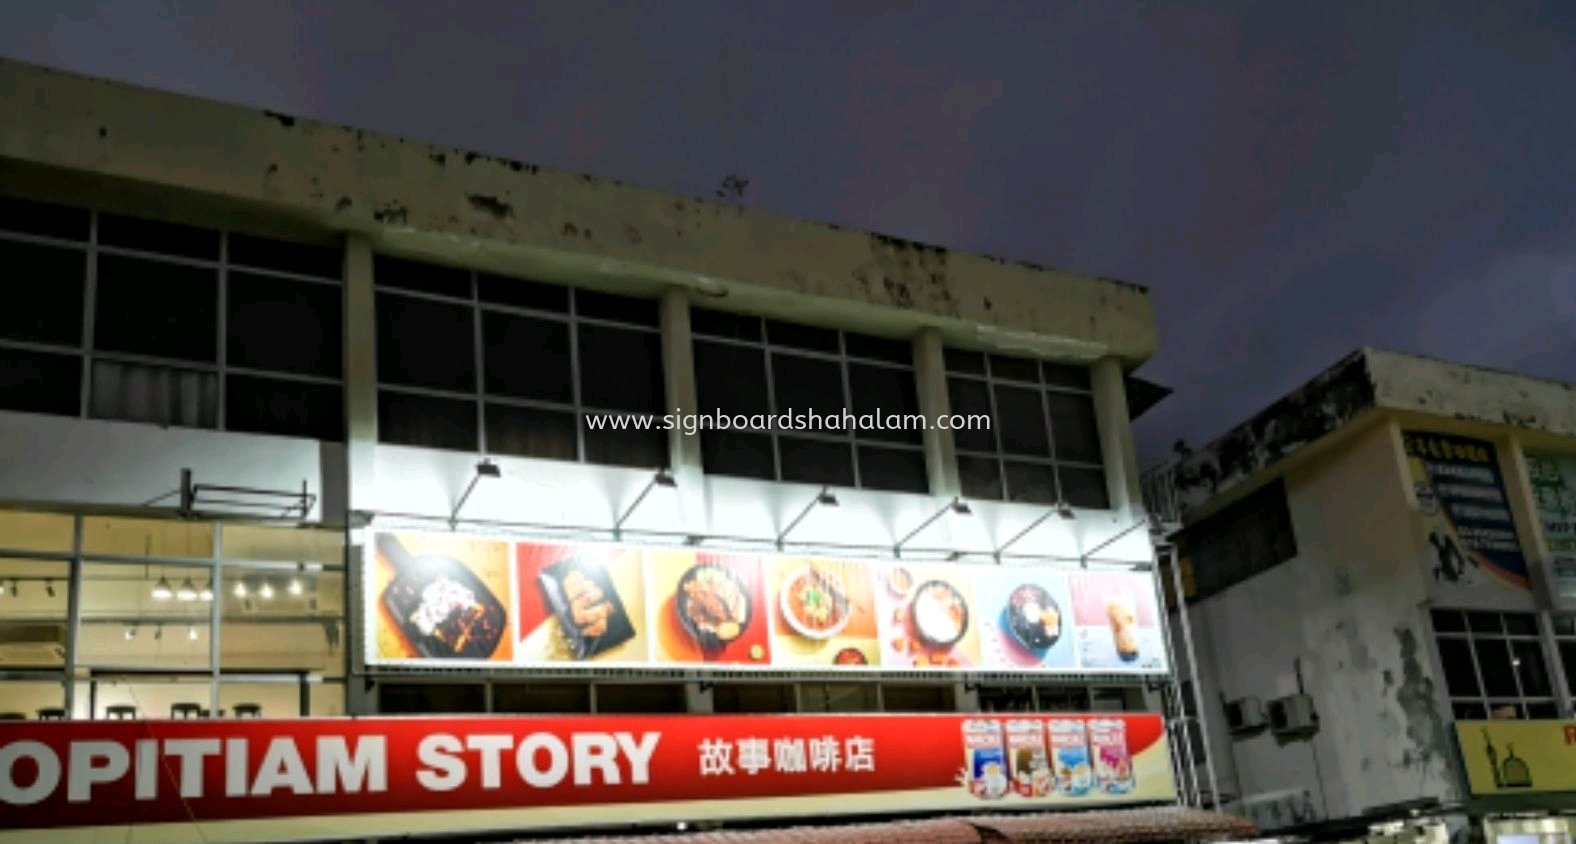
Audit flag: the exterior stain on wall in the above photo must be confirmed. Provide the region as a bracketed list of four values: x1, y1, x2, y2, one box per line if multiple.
[622, 224, 642, 246]
[373, 203, 409, 226]
[1172, 350, 1379, 514]
[467, 194, 514, 221]
[335, 197, 353, 212]
[1391, 625, 1456, 795]
[859, 233, 959, 315]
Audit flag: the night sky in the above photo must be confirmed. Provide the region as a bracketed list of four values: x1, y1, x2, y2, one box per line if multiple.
[4, 1, 1572, 466]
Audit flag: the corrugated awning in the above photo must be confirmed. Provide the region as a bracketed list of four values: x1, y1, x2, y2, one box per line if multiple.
[512, 806, 1258, 844]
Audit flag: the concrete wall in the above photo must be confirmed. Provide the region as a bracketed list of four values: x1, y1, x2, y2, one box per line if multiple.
[1370, 348, 1576, 441]
[0, 58, 1157, 366]
[1185, 420, 1460, 824]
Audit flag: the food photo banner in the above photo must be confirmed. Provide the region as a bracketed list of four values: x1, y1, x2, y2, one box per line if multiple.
[0, 713, 1175, 843]
[366, 531, 1169, 675]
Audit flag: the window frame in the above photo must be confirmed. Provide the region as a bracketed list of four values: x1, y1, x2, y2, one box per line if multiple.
[690, 311, 928, 492]
[1431, 608, 1561, 720]
[373, 260, 667, 466]
[945, 350, 1108, 508]
[0, 201, 344, 439]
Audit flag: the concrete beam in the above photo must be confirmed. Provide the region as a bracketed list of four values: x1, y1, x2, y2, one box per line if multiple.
[0, 58, 1158, 368]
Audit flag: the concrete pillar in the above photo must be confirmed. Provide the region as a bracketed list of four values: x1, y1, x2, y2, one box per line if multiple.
[1091, 357, 1142, 516]
[954, 682, 979, 713]
[660, 288, 705, 534]
[685, 682, 715, 714]
[343, 235, 378, 516]
[913, 329, 960, 497]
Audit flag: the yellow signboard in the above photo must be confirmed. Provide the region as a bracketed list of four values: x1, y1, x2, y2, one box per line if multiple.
[1456, 721, 1576, 795]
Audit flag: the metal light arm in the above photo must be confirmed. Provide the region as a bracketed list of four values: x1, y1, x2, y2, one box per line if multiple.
[994, 501, 1073, 560]
[777, 486, 835, 550]
[449, 461, 500, 530]
[614, 470, 676, 540]
[894, 497, 969, 558]
[1079, 514, 1155, 566]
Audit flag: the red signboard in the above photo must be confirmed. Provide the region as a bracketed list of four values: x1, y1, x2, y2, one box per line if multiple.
[0, 713, 1173, 843]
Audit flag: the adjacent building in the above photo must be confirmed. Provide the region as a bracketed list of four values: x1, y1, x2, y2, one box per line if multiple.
[0, 59, 1206, 842]
[1144, 347, 1576, 840]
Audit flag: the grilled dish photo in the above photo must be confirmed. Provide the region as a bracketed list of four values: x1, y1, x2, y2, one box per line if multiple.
[675, 563, 751, 651]
[537, 556, 636, 660]
[376, 533, 510, 661]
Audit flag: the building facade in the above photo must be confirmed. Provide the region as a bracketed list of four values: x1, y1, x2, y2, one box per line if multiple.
[0, 59, 1203, 840]
[1145, 348, 1576, 839]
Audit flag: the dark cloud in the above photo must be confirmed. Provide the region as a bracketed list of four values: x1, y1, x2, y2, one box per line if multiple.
[2, 0, 1572, 465]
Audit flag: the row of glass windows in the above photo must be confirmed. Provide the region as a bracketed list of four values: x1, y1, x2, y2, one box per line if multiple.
[1431, 609, 1575, 720]
[0, 195, 1112, 509]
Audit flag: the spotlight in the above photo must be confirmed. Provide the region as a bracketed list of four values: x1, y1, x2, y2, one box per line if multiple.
[258, 581, 275, 600]
[288, 577, 303, 597]
[233, 580, 248, 598]
[188, 625, 198, 641]
[151, 577, 174, 601]
[200, 579, 214, 602]
[176, 578, 198, 602]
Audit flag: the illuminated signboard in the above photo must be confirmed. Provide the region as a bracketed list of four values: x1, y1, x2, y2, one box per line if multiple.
[364, 530, 1169, 675]
[0, 712, 1175, 843]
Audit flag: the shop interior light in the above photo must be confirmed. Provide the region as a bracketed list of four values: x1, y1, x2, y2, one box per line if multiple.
[258, 581, 275, 600]
[288, 576, 304, 596]
[894, 497, 973, 558]
[124, 623, 137, 640]
[176, 577, 199, 601]
[154, 623, 163, 641]
[776, 485, 840, 550]
[188, 624, 198, 641]
[151, 576, 174, 601]
[995, 501, 1078, 562]
[200, 579, 214, 602]
[614, 468, 677, 540]
[45, 580, 56, 598]
[450, 459, 502, 530]
[233, 579, 248, 599]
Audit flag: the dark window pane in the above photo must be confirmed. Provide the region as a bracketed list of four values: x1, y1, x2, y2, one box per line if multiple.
[713, 684, 796, 714]
[766, 320, 839, 353]
[1060, 465, 1110, 510]
[1466, 612, 1503, 635]
[857, 445, 928, 493]
[849, 363, 921, 444]
[1473, 638, 1518, 698]
[485, 403, 577, 462]
[993, 385, 1050, 456]
[1047, 392, 1103, 464]
[0, 240, 85, 346]
[1511, 639, 1552, 697]
[578, 324, 662, 413]
[1553, 616, 1576, 636]
[701, 431, 775, 480]
[1525, 701, 1558, 719]
[379, 683, 484, 714]
[375, 293, 475, 392]
[1561, 641, 1576, 697]
[844, 333, 910, 365]
[377, 390, 477, 451]
[477, 273, 569, 313]
[778, 436, 855, 487]
[227, 272, 342, 377]
[595, 683, 686, 713]
[492, 683, 592, 714]
[95, 255, 217, 362]
[948, 377, 996, 452]
[1430, 609, 1467, 634]
[584, 417, 667, 469]
[482, 311, 571, 402]
[772, 354, 844, 420]
[0, 196, 89, 241]
[89, 360, 217, 429]
[989, 354, 1039, 383]
[1436, 638, 1480, 697]
[958, 455, 1003, 501]
[0, 347, 81, 416]
[944, 348, 985, 374]
[1042, 363, 1091, 391]
[882, 685, 954, 713]
[1003, 461, 1058, 505]
[575, 289, 659, 327]
[98, 213, 219, 261]
[225, 374, 343, 441]
[227, 233, 341, 279]
[1451, 701, 1487, 721]
[373, 255, 471, 299]
[690, 308, 762, 341]
[694, 341, 769, 417]
[1503, 614, 1539, 637]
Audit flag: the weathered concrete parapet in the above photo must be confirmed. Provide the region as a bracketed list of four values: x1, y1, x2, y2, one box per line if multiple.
[1367, 348, 1576, 438]
[0, 58, 1158, 366]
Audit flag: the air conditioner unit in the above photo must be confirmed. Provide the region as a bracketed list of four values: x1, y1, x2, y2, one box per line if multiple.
[1224, 697, 1267, 735]
[1268, 693, 1319, 737]
[0, 624, 66, 667]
